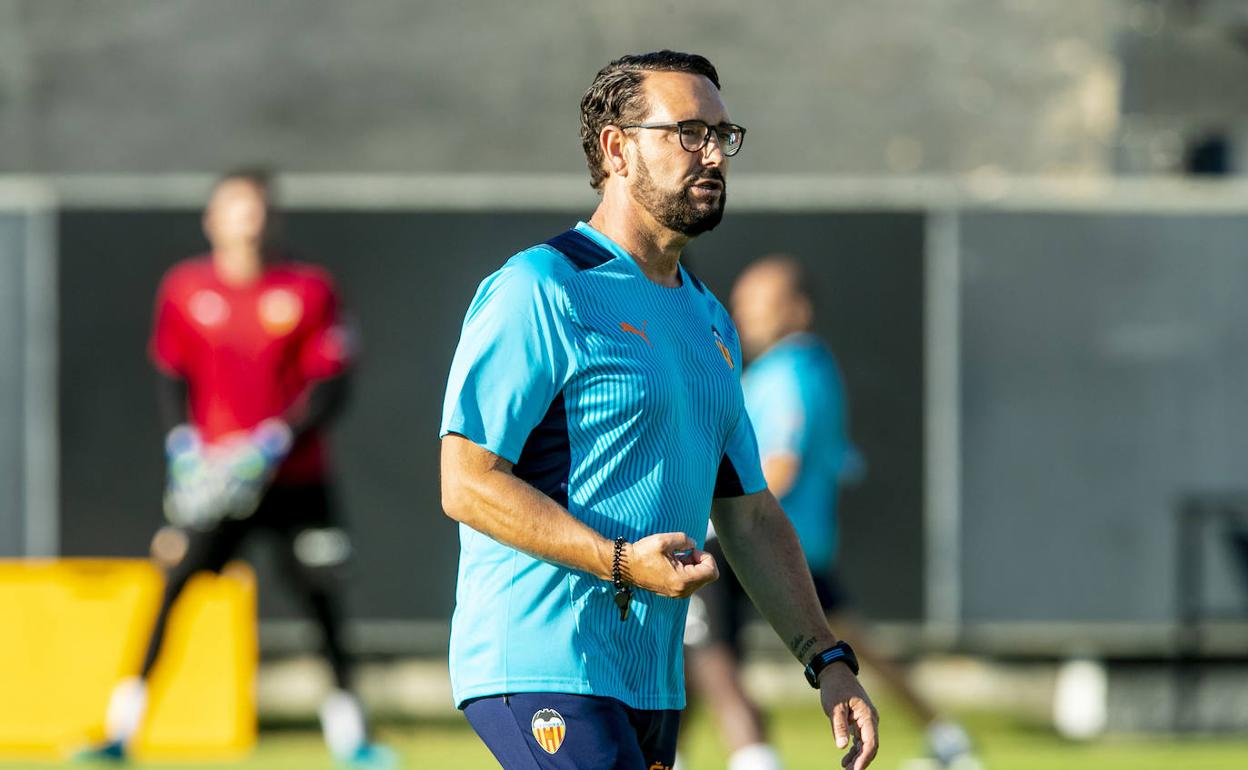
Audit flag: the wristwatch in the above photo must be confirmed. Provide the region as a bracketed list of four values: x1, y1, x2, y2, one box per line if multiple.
[804, 640, 859, 688]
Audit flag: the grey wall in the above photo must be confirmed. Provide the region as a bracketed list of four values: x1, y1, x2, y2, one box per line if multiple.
[56, 209, 927, 623]
[0, 214, 24, 556]
[0, 0, 1117, 175]
[960, 212, 1248, 622]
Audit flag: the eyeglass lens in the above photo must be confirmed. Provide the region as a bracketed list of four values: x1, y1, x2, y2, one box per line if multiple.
[678, 122, 743, 156]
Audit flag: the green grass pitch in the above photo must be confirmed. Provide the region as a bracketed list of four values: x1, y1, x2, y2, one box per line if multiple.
[33, 694, 1248, 770]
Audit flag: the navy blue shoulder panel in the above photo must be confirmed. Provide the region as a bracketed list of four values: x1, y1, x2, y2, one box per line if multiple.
[544, 229, 615, 272]
[512, 389, 571, 508]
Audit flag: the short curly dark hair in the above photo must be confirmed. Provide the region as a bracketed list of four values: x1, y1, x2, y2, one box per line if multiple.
[579, 51, 721, 191]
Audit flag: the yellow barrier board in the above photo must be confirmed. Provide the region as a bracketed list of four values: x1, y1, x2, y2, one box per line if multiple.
[0, 559, 257, 761]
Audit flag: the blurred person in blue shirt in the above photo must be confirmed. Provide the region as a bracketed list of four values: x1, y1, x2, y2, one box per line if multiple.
[684, 254, 979, 770]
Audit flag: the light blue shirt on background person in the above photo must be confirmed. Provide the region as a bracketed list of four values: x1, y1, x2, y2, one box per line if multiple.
[742, 332, 863, 572]
[440, 221, 766, 711]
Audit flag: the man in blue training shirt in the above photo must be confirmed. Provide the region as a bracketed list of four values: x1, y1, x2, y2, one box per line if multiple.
[440, 52, 879, 770]
[684, 255, 978, 770]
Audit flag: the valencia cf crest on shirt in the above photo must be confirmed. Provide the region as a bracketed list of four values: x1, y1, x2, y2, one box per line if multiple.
[711, 326, 734, 370]
[530, 708, 566, 755]
[188, 289, 229, 327]
[258, 288, 303, 336]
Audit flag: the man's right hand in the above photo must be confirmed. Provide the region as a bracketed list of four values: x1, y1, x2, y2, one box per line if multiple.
[624, 532, 718, 598]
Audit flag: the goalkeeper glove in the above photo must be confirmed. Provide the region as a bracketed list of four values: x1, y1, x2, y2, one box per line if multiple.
[213, 418, 294, 520]
[162, 425, 227, 530]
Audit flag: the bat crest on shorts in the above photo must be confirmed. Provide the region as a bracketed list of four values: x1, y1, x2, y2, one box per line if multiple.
[530, 708, 566, 754]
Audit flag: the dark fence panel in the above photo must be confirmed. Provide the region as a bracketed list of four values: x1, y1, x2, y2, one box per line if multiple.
[58, 210, 926, 624]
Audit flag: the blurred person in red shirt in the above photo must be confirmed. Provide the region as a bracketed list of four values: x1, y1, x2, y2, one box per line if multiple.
[85, 169, 393, 769]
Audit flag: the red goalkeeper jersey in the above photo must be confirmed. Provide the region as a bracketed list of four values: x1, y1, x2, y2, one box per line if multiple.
[150, 256, 353, 483]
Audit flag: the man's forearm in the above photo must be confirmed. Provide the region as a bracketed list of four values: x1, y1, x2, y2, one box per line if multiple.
[285, 372, 350, 439]
[441, 435, 615, 580]
[712, 490, 837, 662]
[156, 372, 189, 434]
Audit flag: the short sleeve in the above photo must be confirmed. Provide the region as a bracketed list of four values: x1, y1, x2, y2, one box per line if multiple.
[149, 272, 188, 376]
[298, 279, 356, 380]
[745, 364, 807, 460]
[713, 409, 768, 498]
[440, 254, 578, 464]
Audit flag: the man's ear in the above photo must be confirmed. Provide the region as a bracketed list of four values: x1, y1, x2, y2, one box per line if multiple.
[600, 125, 629, 179]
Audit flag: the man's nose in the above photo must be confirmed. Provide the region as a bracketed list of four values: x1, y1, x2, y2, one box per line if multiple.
[701, 132, 726, 165]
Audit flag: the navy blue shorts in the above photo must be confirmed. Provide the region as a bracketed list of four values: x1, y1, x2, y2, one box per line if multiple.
[463, 692, 681, 770]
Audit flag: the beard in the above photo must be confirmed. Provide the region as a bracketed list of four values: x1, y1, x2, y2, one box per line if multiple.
[632, 155, 726, 237]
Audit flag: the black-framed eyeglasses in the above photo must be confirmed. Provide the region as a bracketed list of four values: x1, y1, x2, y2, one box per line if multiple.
[619, 119, 747, 157]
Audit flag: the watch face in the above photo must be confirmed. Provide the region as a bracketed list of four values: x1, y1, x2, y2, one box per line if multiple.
[805, 667, 820, 688]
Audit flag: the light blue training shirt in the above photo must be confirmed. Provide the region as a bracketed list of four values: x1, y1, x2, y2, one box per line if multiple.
[742, 333, 861, 572]
[440, 221, 766, 710]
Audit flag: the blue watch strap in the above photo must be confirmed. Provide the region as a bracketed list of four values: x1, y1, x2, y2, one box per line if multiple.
[804, 640, 860, 687]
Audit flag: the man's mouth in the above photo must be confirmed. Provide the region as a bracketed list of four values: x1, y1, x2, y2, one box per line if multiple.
[687, 178, 724, 203]
[690, 179, 724, 192]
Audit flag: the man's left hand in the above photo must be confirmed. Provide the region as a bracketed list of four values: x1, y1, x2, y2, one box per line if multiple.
[819, 662, 879, 770]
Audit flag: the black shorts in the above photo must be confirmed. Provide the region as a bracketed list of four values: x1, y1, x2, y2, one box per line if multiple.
[684, 537, 849, 655]
[171, 483, 346, 576]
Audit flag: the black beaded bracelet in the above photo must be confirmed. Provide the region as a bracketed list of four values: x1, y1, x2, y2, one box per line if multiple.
[612, 536, 632, 622]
